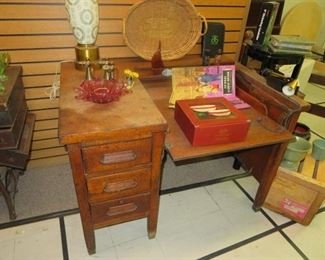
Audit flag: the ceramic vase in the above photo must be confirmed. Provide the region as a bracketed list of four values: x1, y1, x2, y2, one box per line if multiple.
[65, 0, 100, 64]
[65, 0, 99, 45]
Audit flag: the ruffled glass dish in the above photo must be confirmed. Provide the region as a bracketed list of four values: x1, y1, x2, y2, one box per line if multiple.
[75, 79, 128, 104]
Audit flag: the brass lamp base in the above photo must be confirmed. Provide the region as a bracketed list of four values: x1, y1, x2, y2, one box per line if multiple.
[75, 44, 99, 70]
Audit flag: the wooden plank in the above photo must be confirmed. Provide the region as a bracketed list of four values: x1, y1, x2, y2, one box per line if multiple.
[0, 0, 246, 6]
[1, 4, 246, 20]
[17, 62, 60, 76]
[32, 109, 59, 120]
[33, 129, 58, 141]
[30, 147, 67, 159]
[27, 155, 69, 170]
[0, 19, 241, 36]
[0, 0, 137, 4]
[0, 20, 122, 35]
[193, 0, 247, 5]
[0, 5, 130, 19]
[27, 99, 59, 110]
[23, 75, 55, 88]
[225, 32, 241, 42]
[1, 5, 67, 19]
[197, 7, 246, 19]
[265, 167, 325, 225]
[1, 31, 239, 51]
[188, 43, 238, 55]
[9, 49, 75, 63]
[8, 46, 136, 63]
[34, 119, 58, 131]
[32, 138, 61, 150]
[25, 87, 59, 100]
[0, 34, 125, 50]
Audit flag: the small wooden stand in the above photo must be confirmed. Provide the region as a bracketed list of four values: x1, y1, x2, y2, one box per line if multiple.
[264, 167, 325, 225]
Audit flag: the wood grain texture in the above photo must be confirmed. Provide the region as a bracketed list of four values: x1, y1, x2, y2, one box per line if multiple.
[59, 63, 167, 253]
[0, 0, 250, 166]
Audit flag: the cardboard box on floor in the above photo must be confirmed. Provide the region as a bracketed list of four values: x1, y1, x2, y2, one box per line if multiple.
[264, 155, 325, 225]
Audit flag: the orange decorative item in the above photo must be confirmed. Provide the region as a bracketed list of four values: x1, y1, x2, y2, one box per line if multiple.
[151, 41, 164, 73]
[75, 79, 128, 104]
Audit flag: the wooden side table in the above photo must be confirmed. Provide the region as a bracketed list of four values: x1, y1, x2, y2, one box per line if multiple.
[59, 62, 167, 254]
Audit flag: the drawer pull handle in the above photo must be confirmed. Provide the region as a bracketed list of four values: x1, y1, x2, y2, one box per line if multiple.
[100, 150, 136, 165]
[103, 179, 138, 193]
[106, 202, 138, 216]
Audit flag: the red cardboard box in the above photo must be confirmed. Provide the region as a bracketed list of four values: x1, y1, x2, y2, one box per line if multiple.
[175, 97, 250, 146]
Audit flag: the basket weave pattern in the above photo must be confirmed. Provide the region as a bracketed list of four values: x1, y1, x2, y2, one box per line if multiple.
[124, 0, 205, 61]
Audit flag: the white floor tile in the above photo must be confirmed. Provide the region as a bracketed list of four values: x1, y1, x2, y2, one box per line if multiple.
[283, 211, 325, 260]
[115, 236, 165, 260]
[237, 176, 292, 225]
[0, 225, 16, 260]
[157, 187, 220, 234]
[0, 238, 14, 260]
[206, 181, 252, 209]
[0, 218, 63, 260]
[157, 210, 230, 258]
[108, 218, 147, 245]
[64, 214, 117, 260]
[299, 113, 325, 138]
[6, 180, 323, 260]
[300, 83, 325, 105]
[213, 232, 302, 260]
[155, 182, 273, 259]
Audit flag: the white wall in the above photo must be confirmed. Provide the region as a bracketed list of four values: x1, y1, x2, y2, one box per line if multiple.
[281, 0, 325, 47]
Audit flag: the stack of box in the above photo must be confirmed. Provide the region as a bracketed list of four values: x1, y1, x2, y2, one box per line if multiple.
[268, 35, 314, 55]
[0, 66, 35, 169]
[0, 66, 35, 219]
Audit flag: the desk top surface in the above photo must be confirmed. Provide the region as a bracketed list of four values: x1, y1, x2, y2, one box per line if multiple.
[58, 62, 167, 145]
[144, 78, 293, 161]
[59, 57, 296, 161]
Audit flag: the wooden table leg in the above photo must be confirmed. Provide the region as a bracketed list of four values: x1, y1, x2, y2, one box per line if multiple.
[236, 142, 288, 211]
[232, 157, 241, 170]
[67, 144, 96, 255]
[0, 170, 17, 220]
[147, 132, 165, 239]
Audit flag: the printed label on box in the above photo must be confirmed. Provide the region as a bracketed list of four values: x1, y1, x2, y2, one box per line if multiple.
[280, 198, 309, 219]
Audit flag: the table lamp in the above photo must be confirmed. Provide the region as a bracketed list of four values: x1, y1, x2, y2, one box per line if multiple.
[65, 0, 99, 66]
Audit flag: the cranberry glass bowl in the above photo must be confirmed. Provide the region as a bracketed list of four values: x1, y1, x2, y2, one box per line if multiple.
[75, 79, 127, 103]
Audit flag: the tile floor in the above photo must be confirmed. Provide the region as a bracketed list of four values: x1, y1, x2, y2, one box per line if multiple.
[0, 82, 324, 260]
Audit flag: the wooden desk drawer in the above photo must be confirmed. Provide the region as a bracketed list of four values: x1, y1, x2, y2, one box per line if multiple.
[82, 138, 152, 174]
[91, 194, 149, 227]
[87, 167, 150, 202]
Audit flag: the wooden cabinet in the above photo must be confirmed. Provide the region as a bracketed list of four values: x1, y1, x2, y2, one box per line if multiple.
[58, 63, 167, 254]
[0, 66, 35, 220]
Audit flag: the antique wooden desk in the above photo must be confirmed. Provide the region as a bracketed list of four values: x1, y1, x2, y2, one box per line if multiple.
[59, 58, 306, 254]
[59, 63, 167, 254]
[136, 61, 305, 211]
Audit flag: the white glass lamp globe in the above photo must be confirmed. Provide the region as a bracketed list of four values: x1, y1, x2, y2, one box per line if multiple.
[65, 0, 100, 63]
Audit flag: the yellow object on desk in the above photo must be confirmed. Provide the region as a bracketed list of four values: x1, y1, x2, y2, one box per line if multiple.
[124, 69, 139, 90]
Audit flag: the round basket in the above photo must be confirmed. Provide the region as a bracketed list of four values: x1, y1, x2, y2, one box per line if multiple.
[123, 0, 207, 61]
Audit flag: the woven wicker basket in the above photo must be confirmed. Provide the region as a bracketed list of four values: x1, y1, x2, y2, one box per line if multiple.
[123, 0, 207, 61]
